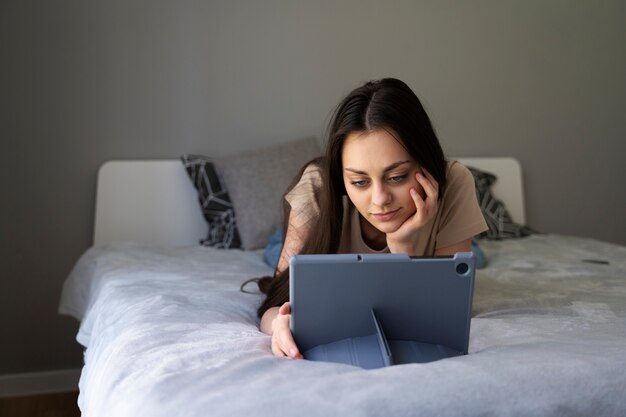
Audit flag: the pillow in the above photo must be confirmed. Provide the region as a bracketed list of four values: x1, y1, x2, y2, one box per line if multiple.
[181, 154, 242, 248]
[471, 239, 487, 269]
[264, 227, 284, 269]
[214, 137, 322, 250]
[467, 166, 533, 240]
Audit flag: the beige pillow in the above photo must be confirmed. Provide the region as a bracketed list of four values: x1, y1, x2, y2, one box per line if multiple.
[214, 137, 322, 250]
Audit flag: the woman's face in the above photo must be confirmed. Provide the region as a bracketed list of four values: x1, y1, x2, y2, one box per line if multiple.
[341, 129, 424, 235]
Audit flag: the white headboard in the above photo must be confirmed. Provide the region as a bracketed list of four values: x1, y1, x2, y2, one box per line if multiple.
[93, 160, 207, 247]
[93, 157, 525, 246]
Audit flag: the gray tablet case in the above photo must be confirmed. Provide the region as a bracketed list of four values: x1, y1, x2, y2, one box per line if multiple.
[289, 252, 475, 369]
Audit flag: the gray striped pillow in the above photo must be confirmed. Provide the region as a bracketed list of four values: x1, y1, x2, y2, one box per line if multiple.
[468, 166, 533, 240]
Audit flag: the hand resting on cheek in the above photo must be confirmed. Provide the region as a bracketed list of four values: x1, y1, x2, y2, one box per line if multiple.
[386, 168, 439, 254]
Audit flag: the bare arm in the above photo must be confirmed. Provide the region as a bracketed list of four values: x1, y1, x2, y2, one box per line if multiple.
[273, 163, 322, 276]
[260, 191, 315, 359]
[273, 204, 311, 276]
[260, 306, 279, 335]
[434, 238, 472, 256]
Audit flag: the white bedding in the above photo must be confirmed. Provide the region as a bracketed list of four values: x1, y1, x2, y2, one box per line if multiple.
[59, 235, 626, 416]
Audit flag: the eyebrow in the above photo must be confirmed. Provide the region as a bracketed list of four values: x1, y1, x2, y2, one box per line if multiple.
[344, 160, 412, 175]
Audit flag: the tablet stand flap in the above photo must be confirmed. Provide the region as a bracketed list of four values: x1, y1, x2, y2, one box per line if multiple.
[371, 309, 393, 367]
[302, 309, 464, 368]
[303, 310, 393, 369]
[387, 340, 463, 364]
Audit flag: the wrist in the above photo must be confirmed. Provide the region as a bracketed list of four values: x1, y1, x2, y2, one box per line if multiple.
[260, 306, 280, 335]
[387, 239, 418, 256]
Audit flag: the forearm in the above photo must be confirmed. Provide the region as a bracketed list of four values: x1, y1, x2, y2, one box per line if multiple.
[433, 239, 472, 256]
[260, 306, 280, 335]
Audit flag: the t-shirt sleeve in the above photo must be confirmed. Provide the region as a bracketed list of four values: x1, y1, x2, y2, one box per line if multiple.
[284, 164, 323, 223]
[275, 164, 323, 274]
[435, 162, 488, 249]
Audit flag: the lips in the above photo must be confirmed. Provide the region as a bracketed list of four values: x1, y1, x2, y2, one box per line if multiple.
[371, 208, 400, 222]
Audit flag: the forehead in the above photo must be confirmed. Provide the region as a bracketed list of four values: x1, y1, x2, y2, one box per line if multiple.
[341, 129, 414, 170]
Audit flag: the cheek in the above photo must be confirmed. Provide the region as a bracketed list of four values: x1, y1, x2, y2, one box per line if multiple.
[406, 175, 426, 200]
[346, 189, 367, 211]
[395, 182, 421, 213]
[345, 187, 373, 216]
[396, 188, 417, 212]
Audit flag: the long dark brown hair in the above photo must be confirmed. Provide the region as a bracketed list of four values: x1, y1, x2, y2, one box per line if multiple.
[252, 78, 447, 318]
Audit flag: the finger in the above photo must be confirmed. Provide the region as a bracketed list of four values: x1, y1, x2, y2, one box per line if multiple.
[272, 310, 303, 359]
[271, 340, 287, 357]
[416, 172, 438, 201]
[277, 327, 302, 359]
[271, 323, 290, 357]
[278, 302, 291, 315]
[272, 342, 301, 359]
[414, 175, 439, 219]
[409, 187, 426, 214]
[412, 172, 432, 204]
[420, 168, 439, 191]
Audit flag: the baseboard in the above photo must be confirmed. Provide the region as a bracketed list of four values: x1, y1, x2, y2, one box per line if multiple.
[0, 368, 81, 398]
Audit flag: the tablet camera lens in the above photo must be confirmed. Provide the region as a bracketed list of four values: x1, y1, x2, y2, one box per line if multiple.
[456, 263, 469, 275]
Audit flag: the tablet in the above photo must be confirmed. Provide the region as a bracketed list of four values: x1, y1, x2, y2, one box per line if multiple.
[289, 252, 475, 369]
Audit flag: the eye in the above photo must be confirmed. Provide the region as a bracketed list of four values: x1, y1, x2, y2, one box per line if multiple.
[350, 180, 369, 188]
[388, 175, 407, 184]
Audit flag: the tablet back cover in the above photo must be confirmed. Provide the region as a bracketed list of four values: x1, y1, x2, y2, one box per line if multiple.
[289, 253, 475, 356]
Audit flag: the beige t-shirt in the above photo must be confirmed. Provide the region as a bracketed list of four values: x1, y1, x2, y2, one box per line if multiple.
[284, 160, 488, 257]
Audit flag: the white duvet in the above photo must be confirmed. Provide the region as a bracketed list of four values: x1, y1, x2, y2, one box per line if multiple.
[59, 235, 626, 416]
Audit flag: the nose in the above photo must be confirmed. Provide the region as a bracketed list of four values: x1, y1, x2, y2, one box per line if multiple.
[371, 182, 392, 207]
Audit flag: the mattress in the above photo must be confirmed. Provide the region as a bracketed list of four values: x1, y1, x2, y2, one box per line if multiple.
[59, 234, 626, 416]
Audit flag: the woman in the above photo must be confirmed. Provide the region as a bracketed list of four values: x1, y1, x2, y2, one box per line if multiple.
[255, 78, 488, 359]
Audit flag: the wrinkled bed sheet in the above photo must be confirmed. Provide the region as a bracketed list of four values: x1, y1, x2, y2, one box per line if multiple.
[59, 235, 626, 417]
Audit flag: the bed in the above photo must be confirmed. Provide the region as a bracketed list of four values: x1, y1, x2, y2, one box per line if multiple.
[59, 142, 626, 416]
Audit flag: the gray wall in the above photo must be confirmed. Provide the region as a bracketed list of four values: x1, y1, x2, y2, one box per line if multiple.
[1, 1, 625, 374]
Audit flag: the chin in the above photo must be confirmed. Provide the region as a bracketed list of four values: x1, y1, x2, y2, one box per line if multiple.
[370, 219, 403, 234]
